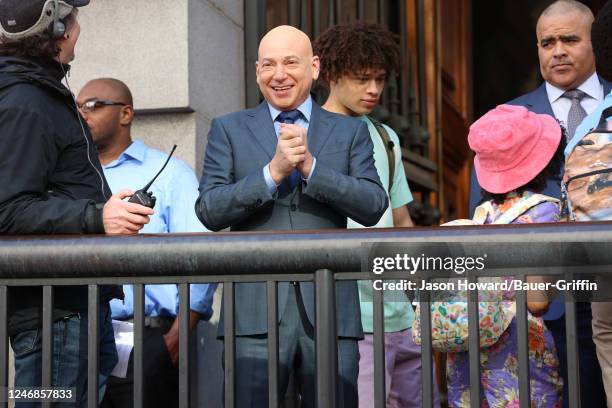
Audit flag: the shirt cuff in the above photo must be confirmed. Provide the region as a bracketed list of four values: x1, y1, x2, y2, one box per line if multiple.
[302, 157, 317, 184]
[188, 283, 217, 320]
[263, 164, 279, 195]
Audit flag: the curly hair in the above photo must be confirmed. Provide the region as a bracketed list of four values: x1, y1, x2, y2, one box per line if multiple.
[482, 126, 568, 204]
[0, 10, 77, 61]
[313, 21, 401, 87]
[592, 0, 612, 80]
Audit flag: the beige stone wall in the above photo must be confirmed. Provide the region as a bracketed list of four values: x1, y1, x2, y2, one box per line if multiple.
[70, 0, 245, 174]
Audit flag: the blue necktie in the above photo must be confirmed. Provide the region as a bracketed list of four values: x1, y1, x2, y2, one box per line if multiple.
[276, 110, 302, 189]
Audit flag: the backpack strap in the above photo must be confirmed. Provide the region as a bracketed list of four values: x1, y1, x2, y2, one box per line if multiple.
[596, 106, 612, 130]
[472, 201, 495, 224]
[472, 194, 558, 225]
[493, 194, 559, 224]
[369, 117, 396, 192]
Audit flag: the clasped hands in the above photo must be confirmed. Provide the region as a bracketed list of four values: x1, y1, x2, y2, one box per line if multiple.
[269, 123, 313, 185]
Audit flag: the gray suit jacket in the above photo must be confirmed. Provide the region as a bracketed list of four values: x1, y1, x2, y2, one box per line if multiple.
[196, 101, 388, 338]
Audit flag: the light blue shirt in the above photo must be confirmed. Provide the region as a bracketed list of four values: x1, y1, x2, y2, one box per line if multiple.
[262, 96, 317, 194]
[566, 91, 612, 157]
[103, 140, 216, 320]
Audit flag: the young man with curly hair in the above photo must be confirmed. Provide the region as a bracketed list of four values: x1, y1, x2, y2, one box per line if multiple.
[314, 22, 439, 408]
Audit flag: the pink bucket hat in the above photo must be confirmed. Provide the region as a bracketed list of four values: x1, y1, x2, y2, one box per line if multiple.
[469, 104, 562, 194]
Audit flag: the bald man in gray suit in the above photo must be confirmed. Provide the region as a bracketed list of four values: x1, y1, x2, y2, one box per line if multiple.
[196, 26, 387, 407]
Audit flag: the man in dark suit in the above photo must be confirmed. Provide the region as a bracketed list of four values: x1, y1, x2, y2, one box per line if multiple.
[469, 1, 610, 406]
[196, 25, 388, 407]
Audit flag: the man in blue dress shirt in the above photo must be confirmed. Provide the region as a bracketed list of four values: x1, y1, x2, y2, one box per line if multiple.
[77, 78, 216, 408]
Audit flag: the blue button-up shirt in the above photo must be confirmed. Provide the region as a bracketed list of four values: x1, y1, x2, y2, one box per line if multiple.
[103, 140, 216, 319]
[263, 96, 316, 194]
[566, 91, 612, 157]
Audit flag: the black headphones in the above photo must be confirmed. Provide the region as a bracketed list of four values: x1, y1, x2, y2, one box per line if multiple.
[48, 0, 66, 39]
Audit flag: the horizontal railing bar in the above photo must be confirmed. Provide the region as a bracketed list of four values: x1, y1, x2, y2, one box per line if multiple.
[0, 275, 317, 286]
[0, 264, 609, 287]
[0, 224, 610, 278]
[336, 265, 611, 280]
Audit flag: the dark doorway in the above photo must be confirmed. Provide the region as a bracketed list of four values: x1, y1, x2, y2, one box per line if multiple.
[472, 0, 608, 119]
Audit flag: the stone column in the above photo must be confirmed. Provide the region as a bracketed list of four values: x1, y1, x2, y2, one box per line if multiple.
[71, 0, 245, 175]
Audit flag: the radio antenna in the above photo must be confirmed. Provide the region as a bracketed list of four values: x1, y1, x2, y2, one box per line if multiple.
[142, 144, 177, 191]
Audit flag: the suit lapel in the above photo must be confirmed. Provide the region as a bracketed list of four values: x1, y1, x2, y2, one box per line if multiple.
[308, 103, 336, 157]
[246, 102, 277, 160]
[530, 83, 555, 117]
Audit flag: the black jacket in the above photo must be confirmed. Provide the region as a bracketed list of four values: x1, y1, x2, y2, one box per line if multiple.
[0, 56, 122, 334]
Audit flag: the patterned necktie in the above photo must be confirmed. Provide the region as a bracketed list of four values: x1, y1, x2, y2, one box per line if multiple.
[276, 110, 302, 189]
[563, 89, 588, 141]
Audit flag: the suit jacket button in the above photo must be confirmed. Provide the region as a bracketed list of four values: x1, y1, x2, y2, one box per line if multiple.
[290, 204, 297, 211]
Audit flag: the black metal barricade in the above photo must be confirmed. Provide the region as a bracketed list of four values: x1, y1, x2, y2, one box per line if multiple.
[0, 222, 610, 407]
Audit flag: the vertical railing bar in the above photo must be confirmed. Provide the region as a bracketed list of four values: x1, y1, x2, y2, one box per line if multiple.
[515, 275, 530, 407]
[223, 283, 236, 408]
[315, 269, 337, 408]
[179, 283, 190, 408]
[87, 285, 99, 408]
[133, 284, 145, 408]
[336, 0, 343, 24]
[373, 281, 386, 408]
[301, 0, 309, 36]
[398, 0, 409, 120]
[467, 276, 480, 408]
[267, 281, 279, 408]
[288, 0, 300, 27]
[415, 0, 428, 128]
[378, 0, 387, 24]
[41, 285, 53, 408]
[357, 0, 366, 19]
[244, 0, 267, 108]
[419, 283, 434, 408]
[328, 0, 335, 27]
[313, 0, 321, 38]
[566, 275, 581, 408]
[0, 286, 7, 404]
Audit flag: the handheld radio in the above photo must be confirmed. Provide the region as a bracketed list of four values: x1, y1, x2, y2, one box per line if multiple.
[128, 145, 177, 208]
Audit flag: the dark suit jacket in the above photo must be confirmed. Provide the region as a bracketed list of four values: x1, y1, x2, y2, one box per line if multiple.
[468, 78, 612, 216]
[196, 101, 388, 338]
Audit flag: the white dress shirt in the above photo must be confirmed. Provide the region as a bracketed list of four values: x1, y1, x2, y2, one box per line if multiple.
[546, 72, 604, 128]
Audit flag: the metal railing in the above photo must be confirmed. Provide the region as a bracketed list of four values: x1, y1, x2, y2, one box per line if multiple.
[0, 222, 611, 408]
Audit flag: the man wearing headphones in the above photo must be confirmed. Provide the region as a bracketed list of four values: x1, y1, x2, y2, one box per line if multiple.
[0, 1, 154, 405]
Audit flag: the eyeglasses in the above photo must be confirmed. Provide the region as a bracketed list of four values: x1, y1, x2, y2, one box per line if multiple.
[77, 99, 129, 113]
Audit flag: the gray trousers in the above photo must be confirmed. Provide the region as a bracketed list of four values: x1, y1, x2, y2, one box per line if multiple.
[228, 284, 359, 407]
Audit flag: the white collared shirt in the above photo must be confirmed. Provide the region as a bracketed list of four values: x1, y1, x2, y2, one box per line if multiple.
[546, 72, 604, 129]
